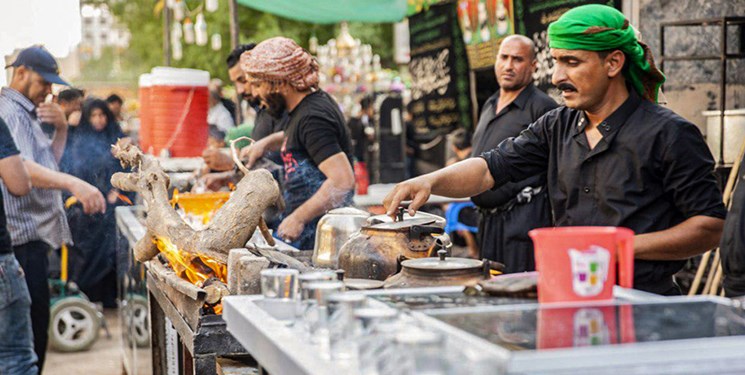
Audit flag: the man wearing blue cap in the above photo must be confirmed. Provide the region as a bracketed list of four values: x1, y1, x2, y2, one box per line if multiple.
[0, 45, 105, 371]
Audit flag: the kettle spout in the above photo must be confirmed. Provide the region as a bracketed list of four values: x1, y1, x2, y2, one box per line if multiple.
[429, 233, 452, 257]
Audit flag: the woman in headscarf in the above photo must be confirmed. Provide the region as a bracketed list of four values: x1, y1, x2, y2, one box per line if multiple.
[61, 98, 129, 307]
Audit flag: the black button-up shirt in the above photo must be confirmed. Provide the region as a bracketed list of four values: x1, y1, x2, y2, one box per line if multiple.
[481, 90, 726, 294]
[471, 84, 558, 208]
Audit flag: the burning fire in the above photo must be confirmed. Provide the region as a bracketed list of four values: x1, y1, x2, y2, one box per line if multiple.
[117, 193, 133, 205]
[159, 190, 231, 313]
[170, 189, 180, 208]
[153, 236, 227, 287]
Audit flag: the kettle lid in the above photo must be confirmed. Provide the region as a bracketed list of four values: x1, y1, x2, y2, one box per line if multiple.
[401, 251, 483, 271]
[367, 209, 445, 228]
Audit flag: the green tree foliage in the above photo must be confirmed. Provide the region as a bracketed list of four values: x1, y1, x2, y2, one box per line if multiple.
[86, 0, 394, 86]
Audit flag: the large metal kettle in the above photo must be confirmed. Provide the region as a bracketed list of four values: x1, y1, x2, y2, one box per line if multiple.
[337, 208, 447, 280]
[312, 207, 370, 268]
[383, 249, 504, 289]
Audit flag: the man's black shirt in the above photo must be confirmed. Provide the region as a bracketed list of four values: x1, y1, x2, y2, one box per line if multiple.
[252, 106, 287, 165]
[481, 90, 726, 294]
[471, 84, 558, 208]
[251, 107, 286, 141]
[0, 117, 20, 254]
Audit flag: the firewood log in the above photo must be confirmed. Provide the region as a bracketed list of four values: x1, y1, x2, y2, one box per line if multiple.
[110, 140, 281, 264]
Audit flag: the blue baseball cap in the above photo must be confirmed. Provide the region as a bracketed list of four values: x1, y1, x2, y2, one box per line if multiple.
[5, 45, 70, 86]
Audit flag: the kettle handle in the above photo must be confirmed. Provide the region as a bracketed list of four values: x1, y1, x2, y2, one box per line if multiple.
[410, 225, 444, 241]
[617, 229, 635, 289]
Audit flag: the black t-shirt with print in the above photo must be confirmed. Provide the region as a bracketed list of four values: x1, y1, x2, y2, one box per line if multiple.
[282, 90, 354, 170]
[280, 90, 354, 249]
[0, 117, 20, 253]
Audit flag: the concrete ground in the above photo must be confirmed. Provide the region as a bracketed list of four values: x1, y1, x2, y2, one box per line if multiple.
[44, 308, 124, 375]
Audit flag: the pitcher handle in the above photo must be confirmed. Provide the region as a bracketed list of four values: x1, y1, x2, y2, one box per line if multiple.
[617, 229, 635, 289]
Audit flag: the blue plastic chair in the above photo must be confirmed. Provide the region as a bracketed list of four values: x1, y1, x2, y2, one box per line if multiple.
[444, 202, 479, 235]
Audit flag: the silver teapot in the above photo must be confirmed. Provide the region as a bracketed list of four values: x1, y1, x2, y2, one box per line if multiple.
[312, 207, 370, 268]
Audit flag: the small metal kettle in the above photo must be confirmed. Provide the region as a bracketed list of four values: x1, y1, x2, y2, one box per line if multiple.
[312, 207, 370, 268]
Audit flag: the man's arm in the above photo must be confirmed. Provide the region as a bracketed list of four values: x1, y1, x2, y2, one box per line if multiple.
[276, 152, 355, 241]
[635, 216, 724, 260]
[202, 148, 233, 172]
[240, 131, 285, 168]
[383, 157, 496, 216]
[50, 125, 68, 163]
[24, 160, 106, 214]
[385, 112, 555, 216]
[643, 121, 728, 260]
[0, 155, 31, 196]
[37, 102, 68, 163]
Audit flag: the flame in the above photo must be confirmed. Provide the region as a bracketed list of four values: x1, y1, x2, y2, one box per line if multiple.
[153, 236, 227, 287]
[228, 182, 236, 191]
[117, 193, 133, 205]
[170, 189, 180, 208]
[213, 303, 223, 314]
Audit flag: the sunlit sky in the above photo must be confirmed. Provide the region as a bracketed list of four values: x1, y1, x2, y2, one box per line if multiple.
[0, 0, 81, 86]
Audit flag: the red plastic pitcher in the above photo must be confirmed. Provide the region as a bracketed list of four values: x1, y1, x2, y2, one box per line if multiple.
[529, 227, 634, 303]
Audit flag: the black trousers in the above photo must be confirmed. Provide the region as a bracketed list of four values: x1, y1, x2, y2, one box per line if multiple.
[478, 191, 552, 274]
[13, 240, 50, 372]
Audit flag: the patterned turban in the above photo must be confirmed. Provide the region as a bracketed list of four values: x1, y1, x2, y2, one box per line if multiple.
[240, 37, 319, 91]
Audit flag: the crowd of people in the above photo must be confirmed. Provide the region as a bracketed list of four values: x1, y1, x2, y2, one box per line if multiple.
[3, 4, 745, 375]
[0, 46, 131, 374]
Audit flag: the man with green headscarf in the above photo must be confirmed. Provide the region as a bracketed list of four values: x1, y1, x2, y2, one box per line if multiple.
[383, 4, 725, 295]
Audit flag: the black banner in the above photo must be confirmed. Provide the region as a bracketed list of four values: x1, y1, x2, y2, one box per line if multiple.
[408, 1, 472, 134]
[514, 0, 621, 100]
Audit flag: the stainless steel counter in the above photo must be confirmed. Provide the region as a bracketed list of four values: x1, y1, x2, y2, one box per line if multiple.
[224, 287, 745, 375]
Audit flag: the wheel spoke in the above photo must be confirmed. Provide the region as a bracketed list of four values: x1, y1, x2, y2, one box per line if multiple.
[60, 310, 76, 326]
[61, 325, 76, 341]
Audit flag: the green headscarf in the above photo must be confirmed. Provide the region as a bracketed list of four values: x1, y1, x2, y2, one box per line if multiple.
[548, 4, 665, 103]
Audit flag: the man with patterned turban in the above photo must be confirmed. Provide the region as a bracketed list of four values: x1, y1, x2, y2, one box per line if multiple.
[383, 4, 725, 295]
[240, 37, 355, 250]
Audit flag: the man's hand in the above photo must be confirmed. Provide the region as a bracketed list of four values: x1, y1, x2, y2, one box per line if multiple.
[202, 148, 233, 171]
[200, 171, 236, 191]
[239, 142, 266, 169]
[277, 214, 305, 243]
[68, 110, 82, 127]
[37, 103, 67, 130]
[107, 189, 119, 205]
[69, 179, 106, 214]
[382, 177, 433, 217]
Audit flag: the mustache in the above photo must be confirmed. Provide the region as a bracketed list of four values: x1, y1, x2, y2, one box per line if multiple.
[557, 83, 577, 91]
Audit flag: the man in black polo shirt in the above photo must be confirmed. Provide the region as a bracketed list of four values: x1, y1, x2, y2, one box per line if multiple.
[241, 37, 355, 250]
[384, 5, 725, 295]
[471, 35, 557, 272]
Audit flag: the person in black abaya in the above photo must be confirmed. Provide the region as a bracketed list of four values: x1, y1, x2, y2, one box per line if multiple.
[61, 98, 129, 308]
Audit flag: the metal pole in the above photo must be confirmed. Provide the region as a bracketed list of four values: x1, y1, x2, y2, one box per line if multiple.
[468, 70, 478, 130]
[719, 17, 726, 167]
[229, 0, 240, 49]
[163, 3, 172, 66]
[659, 24, 665, 91]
